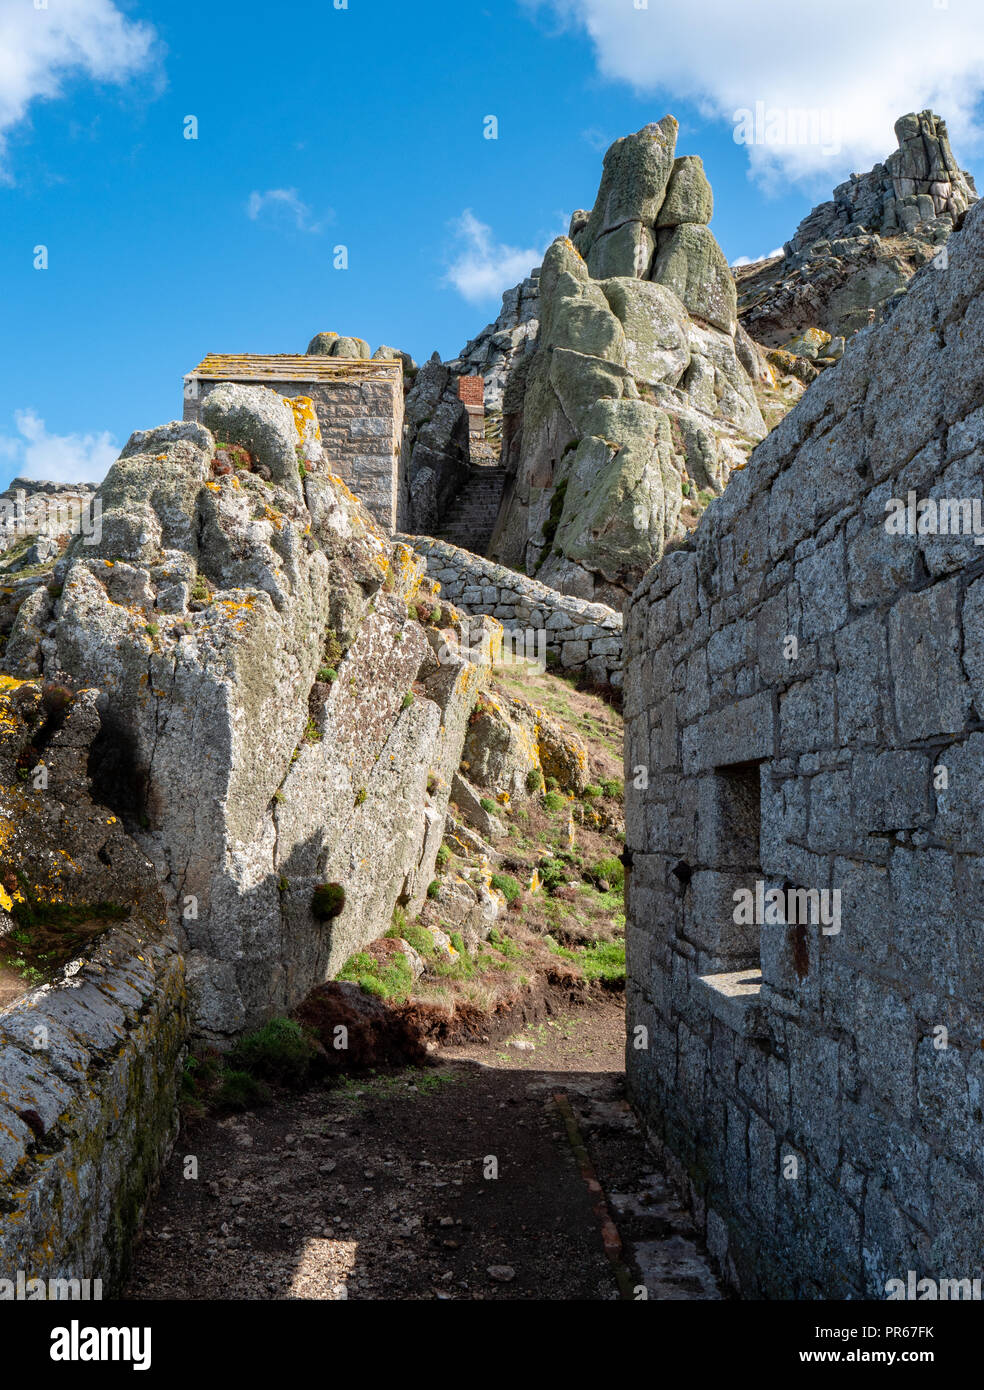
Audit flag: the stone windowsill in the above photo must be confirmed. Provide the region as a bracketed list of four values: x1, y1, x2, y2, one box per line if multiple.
[695, 969, 769, 1038]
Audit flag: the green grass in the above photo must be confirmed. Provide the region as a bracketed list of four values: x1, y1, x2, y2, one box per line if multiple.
[490, 872, 522, 903]
[542, 791, 567, 813]
[432, 944, 477, 981]
[537, 857, 568, 892]
[385, 919, 435, 958]
[227, 1017, 319, 1088]
[480, 797, 497, 814]
[215, 1069, 271, 1113]
[591, 855, 625, 890]
[9, 898, 127, 930]
[488, 927, 523, 958]
[579, 939, 626, 984]
[337, 949, 414, 1002]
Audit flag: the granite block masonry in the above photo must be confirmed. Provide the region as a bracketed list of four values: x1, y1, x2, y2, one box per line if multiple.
[624, 195, 984, 1298]
[400, 533, 623, 688]
[183, 354, 407, 531]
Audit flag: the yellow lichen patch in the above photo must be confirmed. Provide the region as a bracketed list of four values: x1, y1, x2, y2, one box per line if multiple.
[214, 596, 257, 616]
[0, 883, 12, 913]
[282, 394, 320, 442]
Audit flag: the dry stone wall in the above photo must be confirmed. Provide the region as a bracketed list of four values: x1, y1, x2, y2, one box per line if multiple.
[624, 196, 984, 1297]
[0, 679, 184, 1293]
[0, 925, 184, 1293]
[402, 534, 623, 688]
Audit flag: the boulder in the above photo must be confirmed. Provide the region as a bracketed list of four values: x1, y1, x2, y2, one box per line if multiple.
[403, 356, 471, 533]
[307, 331, 339, 355]
[305, 332, 371, 359]
[201, 384, 302, 497]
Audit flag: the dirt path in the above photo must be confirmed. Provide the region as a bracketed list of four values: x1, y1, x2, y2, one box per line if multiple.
[125, 999, 722, 1301]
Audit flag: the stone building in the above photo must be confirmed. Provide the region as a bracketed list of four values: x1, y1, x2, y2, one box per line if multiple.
[624, 197, 984, 1296]
[183, 353, 406, 531]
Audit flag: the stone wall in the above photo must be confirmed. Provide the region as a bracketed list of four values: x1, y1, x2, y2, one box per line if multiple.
[402, 534, 623, 688]
[0, 676, 184, 1292]
[184, 358, 406, 532]
[0, 925, 184, 1294]
[624, 197, 984, 1297]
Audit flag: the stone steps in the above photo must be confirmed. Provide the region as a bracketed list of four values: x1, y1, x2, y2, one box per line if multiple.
[436, 467, 508, 556]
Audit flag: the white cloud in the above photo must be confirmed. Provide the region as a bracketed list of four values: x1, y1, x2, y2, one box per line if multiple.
[0, 410, 117, 485]
[444, 210, 550, 304]
[581, 126, 612, 152]
[246, 187, 326, 233]
[731, 247, 785, 268]
[0, 0, 156, 176]
[527, 0, 984, 188]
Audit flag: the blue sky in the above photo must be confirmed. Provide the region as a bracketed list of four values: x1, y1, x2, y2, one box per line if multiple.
[2, 0, 983, 488]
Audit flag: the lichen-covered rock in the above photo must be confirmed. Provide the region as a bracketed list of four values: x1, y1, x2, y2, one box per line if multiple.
[577, 116, 679, 265]
[488, 117, 764, 600]
[371, 344, 417, 374]
[587, 220, 656, 280]
[543, 398, 682, 592]
[202, 383, 302, 498]
[460, 684, 588, 798]
[656, 155, 713, 227]
[599, 277, 691, 387]
[403, 354, 471, 533]
[306, 331, 339, 355]
[2, 392, 498, 1041]
[306, 332, 371, 359]
[652, 223, 738, 335]
[451, 771, 506, 840]
[736, 110, 978, 357]
[461, 688, 541, 799]
[282, 393, 325, 469]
